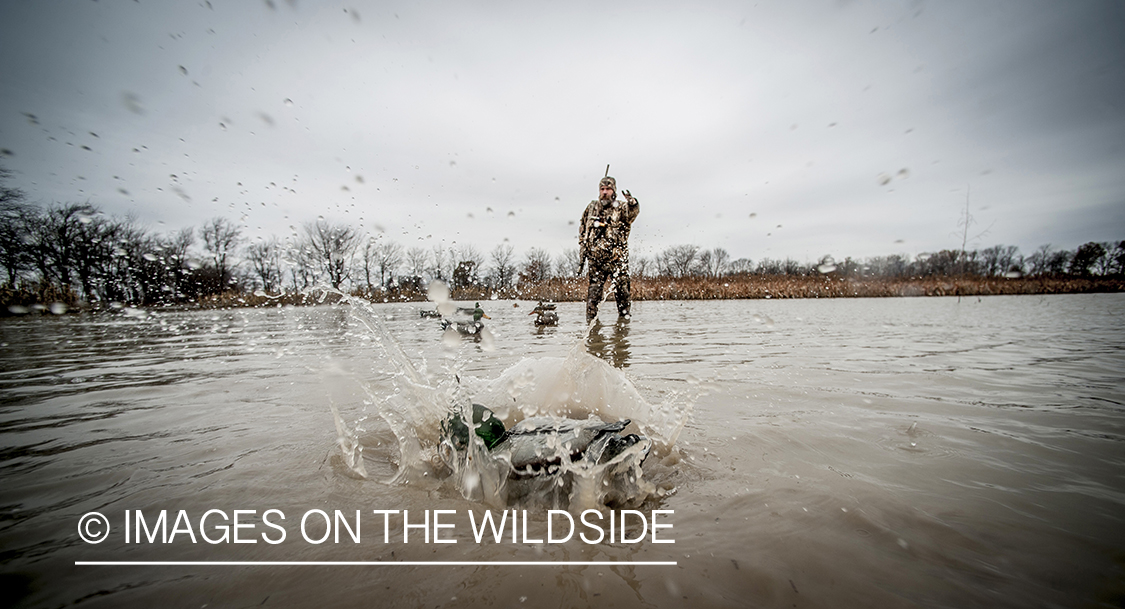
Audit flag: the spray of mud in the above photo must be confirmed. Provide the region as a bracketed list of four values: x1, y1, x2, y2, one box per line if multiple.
[327, 282, 694, 512]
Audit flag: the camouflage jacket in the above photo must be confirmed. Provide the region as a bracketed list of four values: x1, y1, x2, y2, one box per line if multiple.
[579, 196, 640, 265]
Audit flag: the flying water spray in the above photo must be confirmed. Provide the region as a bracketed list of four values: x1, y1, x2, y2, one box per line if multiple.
[331, 281, 692, 511]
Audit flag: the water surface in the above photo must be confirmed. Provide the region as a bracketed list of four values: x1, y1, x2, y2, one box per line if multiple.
[1, 294, 1123, 608]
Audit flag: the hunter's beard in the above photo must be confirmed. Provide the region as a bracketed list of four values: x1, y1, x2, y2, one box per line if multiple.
[599, 191, 616, 202]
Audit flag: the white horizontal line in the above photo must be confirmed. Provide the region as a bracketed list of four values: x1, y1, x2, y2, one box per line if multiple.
[76, 561, 677, 567]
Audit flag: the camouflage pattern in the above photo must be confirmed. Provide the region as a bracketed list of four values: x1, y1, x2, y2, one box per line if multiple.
[579, 177, 639, 321]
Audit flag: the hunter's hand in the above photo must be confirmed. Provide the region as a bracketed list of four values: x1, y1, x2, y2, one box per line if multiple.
[623, 189, 635, 203]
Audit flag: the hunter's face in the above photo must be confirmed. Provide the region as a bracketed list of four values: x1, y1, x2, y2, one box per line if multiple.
[599, 185, 615, 200]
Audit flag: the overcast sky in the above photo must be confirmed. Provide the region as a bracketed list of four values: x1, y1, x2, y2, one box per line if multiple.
[1, 0, 1123, 266]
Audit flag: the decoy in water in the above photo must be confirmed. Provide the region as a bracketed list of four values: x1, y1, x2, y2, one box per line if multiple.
[423, 305, 476, 318]
[441, 318, 486, 336]
[440, 404, 649, 480]
[529, 301, 559, 326]
[440, 302, 490, 336]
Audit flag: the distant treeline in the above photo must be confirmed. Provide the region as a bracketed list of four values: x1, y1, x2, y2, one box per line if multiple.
[2, 168, 1123, 313]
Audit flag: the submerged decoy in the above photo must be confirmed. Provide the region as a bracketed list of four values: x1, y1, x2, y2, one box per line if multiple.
[440, 404, 650, 480]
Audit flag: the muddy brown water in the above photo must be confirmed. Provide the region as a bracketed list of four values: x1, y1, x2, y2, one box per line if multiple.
[1, 294, 1123, 608]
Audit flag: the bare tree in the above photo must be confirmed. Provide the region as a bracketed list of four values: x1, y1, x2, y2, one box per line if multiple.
[520, 247, 553, 284]
[359, 239, 378, 289]
[72, 211, 124, 301]
[0, 168, 33, 286]
[980, 245, 1020, 277]
[287, 241, 319, 290]
[659, 244, 699, 277]
[452, 244, 484, 274]
[451, 244, 484, 289]
[429, 244, 450, 281]
[303, 220, 360, 289]
[555, 248, 582, 277]
[1042, 248, 1071, 276]
[200, 217, 242, 288]
[782, 258, 805, 276]
[865, 254, 908, 277]
[728, 258, 754, 275]
[29, 203, 94, 293]
[695, 249, 713, 277]
[246, 237, 282, 292]
[1093, 242, 1118, 276]
[631, 255, 651, 278]
[1026, 244, 1054, 277]
[999, 245, 1022, 276]
[757, 258, 782, 275]
[1108, 241, 1125, 275]
[371, 239, 403, 288]
[405, 246, 428, 278]
[711, 247, 730, 277]
[1070, 242, 1106, 277]
[489, 244, 516, 289]
[695, 247, 731, 277]
[165, 227, 196, 299]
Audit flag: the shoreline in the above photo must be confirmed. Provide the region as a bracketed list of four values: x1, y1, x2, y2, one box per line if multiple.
[3, 275, 1122, 316]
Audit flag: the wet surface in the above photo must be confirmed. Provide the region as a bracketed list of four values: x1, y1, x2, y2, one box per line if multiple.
[1, 294, 1123, 608]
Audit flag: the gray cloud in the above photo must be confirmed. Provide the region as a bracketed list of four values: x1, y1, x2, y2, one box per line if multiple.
[1, 0, 1122, 265]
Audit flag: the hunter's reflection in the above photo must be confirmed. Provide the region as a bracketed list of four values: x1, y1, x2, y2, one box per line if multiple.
[585, 318, 631, 368]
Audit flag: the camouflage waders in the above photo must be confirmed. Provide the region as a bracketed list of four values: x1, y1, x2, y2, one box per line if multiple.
[586, 260, 632, 321]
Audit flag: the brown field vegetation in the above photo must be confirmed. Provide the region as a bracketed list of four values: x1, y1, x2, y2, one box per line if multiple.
[440, 274, 1125, 304]
[132, 275, 1125, 309]
[4, 275, 1122, 315]
[0, 282, 80, 312]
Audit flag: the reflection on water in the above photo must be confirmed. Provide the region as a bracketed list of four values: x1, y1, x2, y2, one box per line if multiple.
[0, 295, 1123, 608]
[585, 318, 631, 368]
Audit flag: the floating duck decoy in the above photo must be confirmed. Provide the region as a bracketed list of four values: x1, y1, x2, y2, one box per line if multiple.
[529, 301, 558, 326]
[441, 318, 485, 335]
[440, 302, 490, 336]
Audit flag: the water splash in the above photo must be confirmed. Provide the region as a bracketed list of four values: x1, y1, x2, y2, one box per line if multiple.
[324, 282, 693, 510]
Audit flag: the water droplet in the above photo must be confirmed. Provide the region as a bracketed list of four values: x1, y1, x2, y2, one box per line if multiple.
[442, 328, 461, 350]
[427, 281, 450, 303]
